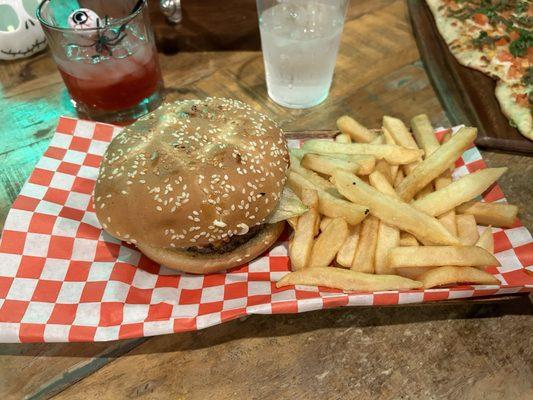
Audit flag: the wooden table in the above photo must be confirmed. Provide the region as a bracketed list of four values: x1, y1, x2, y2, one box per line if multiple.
[0, 1, 531, 399]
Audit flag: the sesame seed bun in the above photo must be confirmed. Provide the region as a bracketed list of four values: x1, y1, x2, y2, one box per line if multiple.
[94, 98, 289, 273]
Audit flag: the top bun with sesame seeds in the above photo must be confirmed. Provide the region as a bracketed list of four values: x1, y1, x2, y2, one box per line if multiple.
[94, 98, 289, 274]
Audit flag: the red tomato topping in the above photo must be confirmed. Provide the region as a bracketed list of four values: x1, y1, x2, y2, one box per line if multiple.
[495, 37, 508, 46]
[473, 13, 489, 25]
[509, 31, 520, 41]
[497, 51, 514, 62]
[507, 65, 522, 79]
[515, 94, 529, 107]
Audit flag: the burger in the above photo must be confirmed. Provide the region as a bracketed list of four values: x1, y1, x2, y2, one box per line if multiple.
[94, 98, 305, 274]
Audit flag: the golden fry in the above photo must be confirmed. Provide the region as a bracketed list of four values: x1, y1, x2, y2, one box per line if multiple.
[289, 154, 336, 192]
[320, 217, 333, 232]
[383, 116, 421, 175]
[412, 168, 508, 217]
[456, 214, 479, 246]
[335, 133, 352, 143]
[393, 169, 405, 187]
[287, 217, 298, 230]
[336, 224, 361, 268]
[287, 171, 369, 225]
[309, 218, 349, 268]
[396, 127, 477, 201]
[399, 232, 419, 246]
[370, 135, 385, 145]
[337, 115, 376, 143]
[301, 140, 423, 165]
[289, 189, 319, 270]
[375, 159, 394, 185]
[410, 114, 440, 157]
[389, 246, 500, 268]
[301, 153, 360, 176]
[476, 226, 494, 254]
[276, 267, 423, 291]
[456, 201, 518, 228]
[419, 266, 499, 288]
[375, 221, 400, 275]
[333, 170, 459, 245]
[368, 170, 398, 197]
[351, 216, 380, 273]
[438, 211, 458, 237]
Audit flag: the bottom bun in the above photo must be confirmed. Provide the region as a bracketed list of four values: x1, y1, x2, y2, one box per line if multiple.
[137, 222, 285, 274]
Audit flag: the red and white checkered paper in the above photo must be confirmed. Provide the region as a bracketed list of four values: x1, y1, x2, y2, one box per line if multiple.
[0, 118, 531, 343]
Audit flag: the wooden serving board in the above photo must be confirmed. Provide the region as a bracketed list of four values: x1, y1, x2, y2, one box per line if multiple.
[408, 0, 533, 155]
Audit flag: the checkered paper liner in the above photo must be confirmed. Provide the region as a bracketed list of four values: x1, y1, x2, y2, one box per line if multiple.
[0, 118, 531, 343]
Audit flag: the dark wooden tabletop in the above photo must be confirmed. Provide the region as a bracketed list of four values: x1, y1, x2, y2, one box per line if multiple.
[0, 1, 531, 399]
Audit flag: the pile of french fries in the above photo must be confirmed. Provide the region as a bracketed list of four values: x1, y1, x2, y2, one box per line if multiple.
[278, 114, 519, 292]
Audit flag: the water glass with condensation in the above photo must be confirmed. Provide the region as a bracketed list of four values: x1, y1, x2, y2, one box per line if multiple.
[256, 0, 349, 109]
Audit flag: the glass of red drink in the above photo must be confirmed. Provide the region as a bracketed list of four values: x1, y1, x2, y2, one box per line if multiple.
[37, 0, 164, 123]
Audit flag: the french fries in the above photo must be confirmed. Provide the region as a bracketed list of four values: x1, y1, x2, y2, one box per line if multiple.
[393, 169, 404, 187]
[399, 232, 419, 246]
[333, 170, 459, 246]
[382, 127, 396, 145]
[476, 226, 494, 254]
[309, 218, 349, 268]
[438, 211, 458, 237]
[287, 217, 298, 230]
[383, 116, 421, 175]
[419, 266, 499, 288]
[290, 155, 336, 192]
[456, 201, 518, 228]
[456, 214, 479, 246]
[301, 153, 360, 176]
[375, 222, 400, 275]
[276, 267, 422, 291]
[374, 159, 394, 185]
[301, 140, 423, 165]
[388, 246, 500, 268]
[289, 189, 319, 270]
[412, 168, 508, 217]
[336, 224, 361, 268]
[368, 170, 398, 197]
[370, 135, 385, 145]
[278, 113, 515, 295]
[335, 133, 352, 143]
[290, 149, 376, 175]
[351, 216, 379, 273]
[383, 116, 419, 150]
[434, 168, 458, 236]
[337, 115, 376, 143]
[395, 127, 477, 201]
[287, 171, 369, 226]
[368, 170, 401, 275]
[320, 217, 333, 232]
[410, 114, 440, 156]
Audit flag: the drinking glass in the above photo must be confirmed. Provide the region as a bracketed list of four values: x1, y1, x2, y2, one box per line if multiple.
[37, 0, 164, 123]
[256, 0, 348, 109]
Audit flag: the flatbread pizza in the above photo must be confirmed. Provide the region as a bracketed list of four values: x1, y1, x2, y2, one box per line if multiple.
[426, 0, 532, 140]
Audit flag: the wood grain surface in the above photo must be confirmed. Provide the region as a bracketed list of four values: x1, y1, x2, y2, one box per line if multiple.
[0, 1, 531, 399]
[408, 0, 533, 155]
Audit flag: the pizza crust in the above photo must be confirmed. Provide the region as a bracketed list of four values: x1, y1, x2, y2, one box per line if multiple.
[495, 81, 533, 140]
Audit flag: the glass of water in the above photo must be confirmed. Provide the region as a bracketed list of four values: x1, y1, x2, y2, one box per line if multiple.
[256, 0, 348, 109]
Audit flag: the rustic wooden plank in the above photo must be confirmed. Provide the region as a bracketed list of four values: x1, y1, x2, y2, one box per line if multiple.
[408, 0, 533, 155]
[0, 339, 145, 400]
[51, 296, 533, 400]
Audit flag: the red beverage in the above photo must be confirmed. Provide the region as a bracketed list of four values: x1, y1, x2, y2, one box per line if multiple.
[56, 45, 162, 112]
